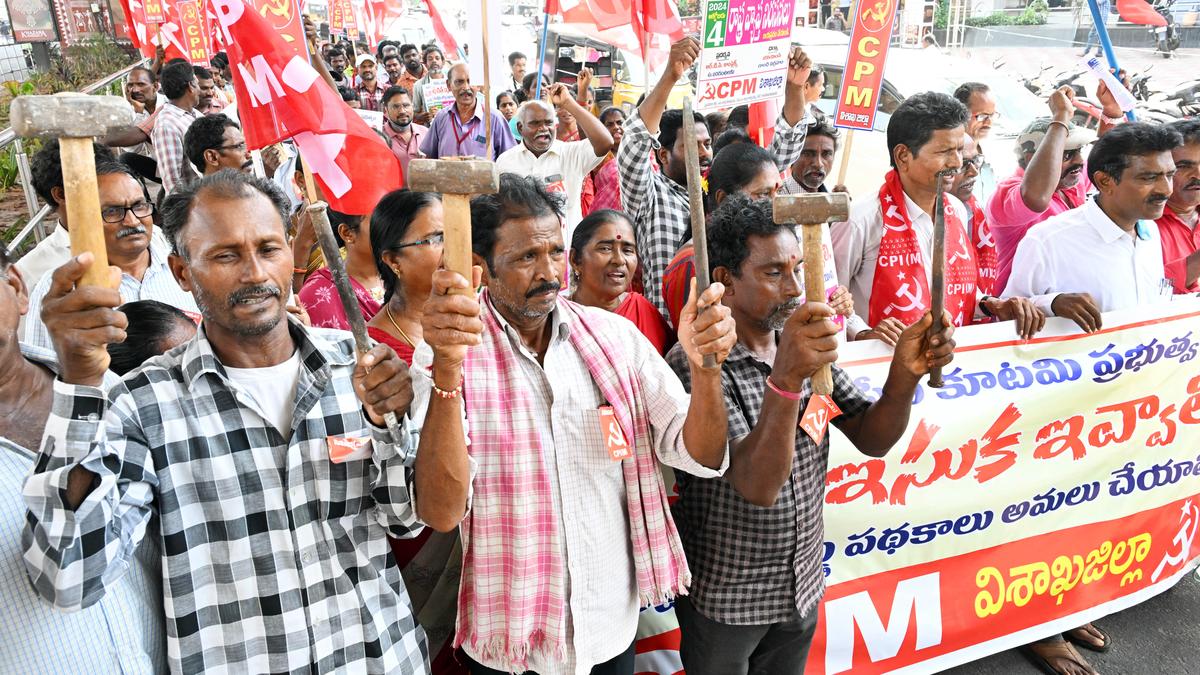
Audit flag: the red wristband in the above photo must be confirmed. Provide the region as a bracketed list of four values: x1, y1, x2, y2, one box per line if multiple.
[766, 376, 803, 401]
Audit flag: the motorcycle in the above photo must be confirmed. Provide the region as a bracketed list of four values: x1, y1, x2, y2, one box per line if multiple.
[1152, 0, 1180, 58]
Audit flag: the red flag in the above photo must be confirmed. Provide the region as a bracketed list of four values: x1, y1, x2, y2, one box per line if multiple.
[544, 0, 561, 15]
[1115, 0, 1166, 26]
[177, 0, 212, 65]
[562, 0, 683, 71]
[421, 0, 461, 57]
[207, 0, 403, 214]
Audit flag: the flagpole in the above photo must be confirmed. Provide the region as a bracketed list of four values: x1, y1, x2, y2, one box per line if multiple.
[482, 0, 494, 159]
[536, 9, 550, 99]
[1085, 0, 1135, 122]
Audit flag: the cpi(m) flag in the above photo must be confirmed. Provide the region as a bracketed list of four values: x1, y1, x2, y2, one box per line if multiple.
[420, 0, 462, 58]
[1115, 0, 1167, 26]
[208, 0, 403, 214]
[560, 0, 684, 72]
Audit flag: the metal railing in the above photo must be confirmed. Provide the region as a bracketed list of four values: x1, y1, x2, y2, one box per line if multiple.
[3, 58, 150, 260]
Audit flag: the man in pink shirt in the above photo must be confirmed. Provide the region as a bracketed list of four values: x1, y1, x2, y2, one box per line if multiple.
[1157, 119, 1200, 293]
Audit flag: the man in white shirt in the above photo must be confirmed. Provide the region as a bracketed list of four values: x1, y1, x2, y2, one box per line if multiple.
[832, 92, 1043, 344]
[953, 82, 999, 205]
[24, 161, 198, 351]
[15, 140, 118, 292]
[1004, 122, 1182, 332]
[496, 86, 613, 240]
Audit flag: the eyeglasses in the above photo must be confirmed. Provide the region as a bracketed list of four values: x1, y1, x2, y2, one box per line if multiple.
[216, 142, 247, 152]
[101, 201, 154, 223]
[393, 231, 444, 250]
[973, 112, 1000, 123]
[962, 155, 985, 170]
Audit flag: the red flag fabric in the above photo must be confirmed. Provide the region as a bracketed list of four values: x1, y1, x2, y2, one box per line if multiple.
[119, 0, 188, 60]
[1115, 0, 1166, 26]
[561, 0, 683, 71]
[206, 0, 403, 214]
[420, 0, 462, 58]
[544, 0, 561, 15]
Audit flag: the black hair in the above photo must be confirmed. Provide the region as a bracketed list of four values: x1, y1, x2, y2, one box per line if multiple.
[806, 65, 825, 87]
[339, 86, 356, 103]
[712, 127, 752, 157]
[598, 106, 624, 126]
[129, 65, 156, 83]
[726, 105, 750, 129]
[422, 46, 445, 64]
[508, 51, 526, 65]
[370, 190, 442, 301]
[107, 300, 196, 375]
[382, 85, 411, 106]
[160, 61, 196, 100]
[399, 43, 418, 56]
[327, 46, 346, 60]
[707, 194, 793, 278]
[806, 118, 840, 149]
[569, 209, 634, 259]
[165, 57, 190, 68]
[96, 159, 138, 182]
[382, 53, 402, 67]
[210, 52, 228, 71]
[192, 65, 212, 81]
[329, 208, 362, 237]
[470, 173, 564, 269]
[496, 90, 515, 106]
[160, 170, 291, 258]
[376, 39, 398, 59]
[1087, 122, 1183, 184]
[32, 139, 115, 208]
[953, 82, 990, 107]
[707, 141, 776, 207]
[1168, 118, 1200, 146]
[518, 72, 545, 103]
[705, 110, 728, 138]
[886, 91, 969, 168]
[660, 109, 707, 154]
[183, 115, 240, 171]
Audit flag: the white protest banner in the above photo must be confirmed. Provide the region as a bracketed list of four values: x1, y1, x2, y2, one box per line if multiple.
[423, 79, 455, 113]
[694, 0, 796, 111]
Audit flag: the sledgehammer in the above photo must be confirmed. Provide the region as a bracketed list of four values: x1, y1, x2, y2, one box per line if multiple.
[10, 94, 133, 288]
[405, 158, 500, 294]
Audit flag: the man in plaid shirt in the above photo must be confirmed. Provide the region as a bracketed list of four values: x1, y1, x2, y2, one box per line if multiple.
[618, 38, 816, 321]
[152, 62, 202, 195]
[22, 171, 429, 673]
[665, 196, 956, 674]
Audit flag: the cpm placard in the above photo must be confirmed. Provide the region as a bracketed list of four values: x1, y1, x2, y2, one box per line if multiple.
[177, 0, 210, 65]
[694, 0, 796, 111]
[832, 0, 899, 130]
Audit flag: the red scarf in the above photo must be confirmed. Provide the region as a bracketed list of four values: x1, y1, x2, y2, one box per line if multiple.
[966, 195, 998, 296]
[870, 170, 977, 327]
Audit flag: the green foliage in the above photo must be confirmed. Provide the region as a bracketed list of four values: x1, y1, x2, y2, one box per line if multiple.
[937, 0, 1047, 29]
[0, 147, 18, 190]
[0, 37, 137, 127]
[935, 0, 950, 29]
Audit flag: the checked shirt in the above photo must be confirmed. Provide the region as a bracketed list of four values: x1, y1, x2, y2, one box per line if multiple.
[617, 109, 812, 321]
[666, 341, 871, 625]
[22, 320, 429, 674]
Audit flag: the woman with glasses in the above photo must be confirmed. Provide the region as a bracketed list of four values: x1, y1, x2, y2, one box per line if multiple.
[297, 209, 384, 330]
[364, 190, 444, 365]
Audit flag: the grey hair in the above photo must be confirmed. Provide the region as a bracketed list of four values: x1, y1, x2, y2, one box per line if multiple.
[516, 100, 556, 128]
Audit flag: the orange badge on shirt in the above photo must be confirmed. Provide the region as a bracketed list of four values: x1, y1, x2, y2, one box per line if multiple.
[800, 395, 843, 445]
[599, 406, 631, 461]
[327, 435, 373, 463]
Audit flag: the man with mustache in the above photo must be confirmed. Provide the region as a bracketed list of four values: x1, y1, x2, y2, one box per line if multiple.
[1156, 119, 1200, 294]
[1006, 123, 1182, 334]
[411, 46, 448, 125]
[395, 45, 425, 98]
[620, 37, 815, 321]
[23, 161, 197, 352]
[420, 63, 516, 161]
[152, 61, 202, 195]
[986, 83, 1126, 292]
[949, 134, 1001, 302]
[666, 195, 955, 675]
[495, 85, 613, 239]
[381, 53, 404, 88]
[832, 92, 1044, 346]
[780, 120, 847, 195]
[106, 66, 164, 180]
[22, 170, 430, 673]
[413, 174, 737, 674]
[193, 65, 224, 114]
[381, 86, 427, 178]
[183, 115, 253, 177]
[354, 54, 384, 112]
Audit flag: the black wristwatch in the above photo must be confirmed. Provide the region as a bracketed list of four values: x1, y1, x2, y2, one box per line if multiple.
[979, 295, 995, 317]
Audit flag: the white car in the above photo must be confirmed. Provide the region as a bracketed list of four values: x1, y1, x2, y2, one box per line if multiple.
[798, 39, 1048, 196]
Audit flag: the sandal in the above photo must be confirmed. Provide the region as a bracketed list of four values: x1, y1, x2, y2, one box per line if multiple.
[1065, 623, 1112, 653]
[1019, 641, 1099, 675]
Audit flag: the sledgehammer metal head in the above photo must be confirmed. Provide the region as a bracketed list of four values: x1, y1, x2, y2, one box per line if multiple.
[11, 94, 133, 289]
[10, 93, 133, 139]
[771, 191, 851, 225]
[405, 158, 500, 295]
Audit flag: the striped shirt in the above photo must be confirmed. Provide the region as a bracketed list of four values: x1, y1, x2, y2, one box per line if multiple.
[2, 343, 166, 674]
[22, 235, 198, 353]
[617, 109, 812, 321]
[151, 102, 200, 194]
[22, 321, 430, 673]
[665, 342, 872, 625]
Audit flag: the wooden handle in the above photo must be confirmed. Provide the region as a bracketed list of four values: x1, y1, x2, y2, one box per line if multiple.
[682, 98, 716, 369]
[60, 137, 112, 288]
[928, 190, 948, 388]
[481, 0, 493, 160]
[801, 223, 834, 396]
[442, 194, 474, 295]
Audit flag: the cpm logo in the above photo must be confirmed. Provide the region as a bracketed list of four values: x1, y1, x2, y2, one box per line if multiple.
[823, 572, 943, 674]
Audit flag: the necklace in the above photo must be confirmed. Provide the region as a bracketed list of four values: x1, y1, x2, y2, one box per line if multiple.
[385, 305, 416, 348]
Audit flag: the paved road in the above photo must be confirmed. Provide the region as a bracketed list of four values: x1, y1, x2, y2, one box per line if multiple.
[945, 569, 1199, 674]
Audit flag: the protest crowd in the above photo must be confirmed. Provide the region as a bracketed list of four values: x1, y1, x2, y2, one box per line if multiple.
[1, 1, 1199, 674]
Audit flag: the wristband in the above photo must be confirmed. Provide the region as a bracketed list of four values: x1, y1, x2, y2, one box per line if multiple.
[1101, 112, 1126, 126]
[432, 379, 463, 399]
[293, 267, 308, 275]
[766, 376, 803, 401]
[979, 296, 995, 317]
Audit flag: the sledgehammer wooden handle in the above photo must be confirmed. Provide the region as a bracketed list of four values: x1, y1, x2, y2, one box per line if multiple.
[800, 223, 834, 396]
[61, 139, 112, 288]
